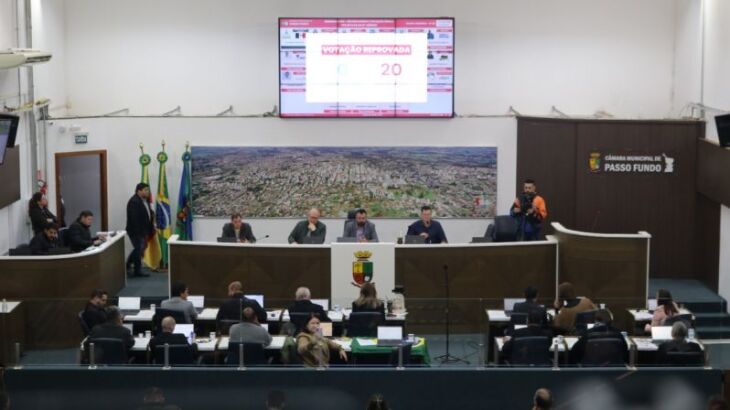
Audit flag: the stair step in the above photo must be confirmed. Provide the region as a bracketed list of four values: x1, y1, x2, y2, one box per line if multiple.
[681, 300, 727, 314]
[695, 326, 730, 339]
[693, 313, 730, 327]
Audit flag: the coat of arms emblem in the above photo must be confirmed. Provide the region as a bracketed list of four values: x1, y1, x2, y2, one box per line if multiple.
[352, 251, 374, 285]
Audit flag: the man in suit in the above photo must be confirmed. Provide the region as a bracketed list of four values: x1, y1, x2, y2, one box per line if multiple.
[161, 282, 198, 323]
[88, 306, 135, 350]
[221, 213, 256, 243]
[406, 205, 447, 244]
[656, 321, 703, 365]
[29, 222, 60, 255]
[216, 281, 267, 324]
[502, 309, 553, 362]
[571, 309, 628, 364]
[67, 210, 105, 252]
[126, 183, 155, 277]
[513, 286, 548, 325]
[148, 316, 194, 353]
[342, 208, 379, 242]
[288, 286, 331, 327]
[229, 307, 272, 346]
[82, 288, 108, 332]
[288, 208, 326, 244]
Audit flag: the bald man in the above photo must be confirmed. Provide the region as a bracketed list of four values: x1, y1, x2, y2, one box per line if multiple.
[148, 316, 192, 353]
[216, 281, 267, 324]
[533, 388, 553, 410]
[288, 208, 327, 244]
[229, 307, 272, 347]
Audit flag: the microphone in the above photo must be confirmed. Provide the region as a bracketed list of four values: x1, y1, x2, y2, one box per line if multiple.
[256, 235, 271, 243]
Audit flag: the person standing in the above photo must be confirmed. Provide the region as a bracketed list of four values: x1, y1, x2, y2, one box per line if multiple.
[510, 178, 548, 241]
[28, 192, 58, 235]
[406, 205, 447, 244]
[126, 183, 155, 277]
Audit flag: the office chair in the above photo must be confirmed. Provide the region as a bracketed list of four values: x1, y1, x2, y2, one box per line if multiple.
[574, 310, 598, 333]
[664, 314, 693, 327]
[489, 215, 519, 242]
[78, 311, 91, 336]
[346, 312, 384, 337]
[226, 341, 266, 366]
[509, 312, 528, 326]
[506, 336, 552, 367]
[58, 227, 70, 247]
[343, 209, 358, 229]
[580, 337, 627, 367]
[388, 343, 413, 367]
[8, 244, 32, 256]
[85, 338, 130, 365]
[662, 350, 705, 367]
[152, 344, 197, 366]
[152, 308, 189, 335]
[217, 319, 240, 335]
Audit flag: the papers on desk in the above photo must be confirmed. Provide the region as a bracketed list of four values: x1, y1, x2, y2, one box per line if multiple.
[333, 339, 352, 351]
[355, 338, 377, 347]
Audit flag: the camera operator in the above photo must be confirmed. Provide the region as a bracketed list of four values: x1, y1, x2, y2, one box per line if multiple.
[510, 178, 548, 241]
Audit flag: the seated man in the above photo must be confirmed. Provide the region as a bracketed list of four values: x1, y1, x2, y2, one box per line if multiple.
[82, 288, 108, 331]
[216, 281, 267, 323]
[570, 309, 628, 364]
[148, 316, 194, 352]
[221, 213, 256, 243]
[161, 282, 198, 323]
[88, 306, 135, 351]
[513, 286, 548, 325]
[288, 286, 331, 323]
[406, 205, 447, 244]
[29, 222, 60, 255]
[67, 210, 105, 252]
[229, 307, 273, 347]
[342, 209, 379, 242]
[502, 310, 553, 363]
[656, 321, 703, 365]
[552, 282, 596, 334]
[288, 208, 326, 244]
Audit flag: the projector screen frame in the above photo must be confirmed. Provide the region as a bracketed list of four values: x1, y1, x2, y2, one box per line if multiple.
[278, 17, 455, 119]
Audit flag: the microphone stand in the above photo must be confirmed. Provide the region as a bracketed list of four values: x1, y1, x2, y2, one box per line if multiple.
[434, 264, 469, 365]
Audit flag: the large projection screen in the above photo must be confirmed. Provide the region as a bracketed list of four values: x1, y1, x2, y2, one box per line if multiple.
[279, 18, 455, 118]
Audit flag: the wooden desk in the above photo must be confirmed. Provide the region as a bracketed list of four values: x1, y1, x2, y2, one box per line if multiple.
[168, 236, 331, 302]
[0, 232, 127, 348]
[0, 301, 24, 366]
[395, 239, 558, 333]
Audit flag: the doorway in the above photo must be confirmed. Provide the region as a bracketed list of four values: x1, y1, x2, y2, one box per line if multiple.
[55, 150, 108, 232]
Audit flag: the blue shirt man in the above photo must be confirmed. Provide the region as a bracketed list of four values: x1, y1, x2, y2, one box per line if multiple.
[406, 205, 448, 244]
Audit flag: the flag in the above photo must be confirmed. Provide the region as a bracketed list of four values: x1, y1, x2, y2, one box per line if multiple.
[175, 146, 194, 240]
[155, 146, 172, 265]
[139, 147, 162, 270]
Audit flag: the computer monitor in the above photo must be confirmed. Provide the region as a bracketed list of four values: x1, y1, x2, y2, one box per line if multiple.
[123, 323, 134, 334]
[503, 298, 523, 312]
[173, 324, 195, 344]
[336, 237, 357, 243]
[647, 298, 658, 311]
[320, 322, 333, 337]
[188, 295, 205, 309]
[651, 326, 673, 341]
[0, 114, 19, 166]
[245, 294, 264, 308]
[118, 296, 141, 311]
[404, 235, 426, 245]
[216, 237, 237, 243]
[715, 113, 730, 147]
[377, 326, 403, 341]
[311, 298, 330, 311]
[260, 323, 269, 332]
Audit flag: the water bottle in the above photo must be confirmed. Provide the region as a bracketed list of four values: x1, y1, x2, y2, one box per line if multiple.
[1, 298, 6, 313]
[688, 328, 695, 340]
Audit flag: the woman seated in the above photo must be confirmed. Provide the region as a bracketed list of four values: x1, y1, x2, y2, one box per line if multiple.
[552, 282, 596, 334]
[296, 315, 347, 368]
[352, 282, 386, 320]
[645, 288, 680, 333]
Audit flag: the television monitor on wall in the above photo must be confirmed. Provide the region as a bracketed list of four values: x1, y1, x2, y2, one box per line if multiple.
[716, 113, 730, 148]
[0, 114, 19, 165]
[279, 18, 454, 118]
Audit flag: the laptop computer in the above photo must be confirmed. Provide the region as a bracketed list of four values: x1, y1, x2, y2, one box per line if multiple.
[336, 237, 358, 243]
[320, 322, 333, 337]
[119, 296, 141, 316]
[216, 237, 237, 243]
[471, 237, 491, 243]
[123, 323, 134, 334]
[311, 298, 330, 311]
[301, 236, 322, 245]
[245, 294, 264, 308]
[647, 298, 658, 312]
[404, 235, 426, 245]
[377, 326, 404, 347]
[173, 323, 195, 345]
[651, 326, 673, 342]
[260, 323, 269, 332]
[503, 298, 523, 313]
[188, 295, 205, 314]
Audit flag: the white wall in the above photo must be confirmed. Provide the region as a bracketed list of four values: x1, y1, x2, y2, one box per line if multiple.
[44, 117, 516, 244]
[60, 0, 679, 118]
[720, 206, 730, 304]
[670, 0, 702, 116]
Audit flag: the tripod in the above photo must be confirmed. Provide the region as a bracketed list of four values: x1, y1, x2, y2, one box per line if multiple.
[434, 264, 469, 365]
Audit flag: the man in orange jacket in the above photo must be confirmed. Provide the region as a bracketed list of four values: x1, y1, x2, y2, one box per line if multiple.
[510, 179, 548, 241]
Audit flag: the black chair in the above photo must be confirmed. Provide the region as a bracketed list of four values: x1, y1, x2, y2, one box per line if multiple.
[153, 309, 188, 335]
[152, 344, 196, 366]
[78, 311, 91, 336]
[226, 341, 266, 366]
[388, 343, 413, 367]
[580, 337, 627, 367]
[489, 215, 519, 242]
[664, 314, 693, 327]
[9, 244, 31, 256]
[346, 312, 384, 337]
[574, 310, 598, 333]
[506, 336, 552, 366]
[343, 209, 358, 229]
[663, 350, 705, 367]
[217, 319, 240, 335]
[58, 227, 70, 247]
[85, 338, 130, 365]
[509, 312, 528, 326]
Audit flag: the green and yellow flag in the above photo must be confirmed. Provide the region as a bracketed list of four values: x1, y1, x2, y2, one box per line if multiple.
[139, 144, 162, 270]
[155, 142, 172, 266]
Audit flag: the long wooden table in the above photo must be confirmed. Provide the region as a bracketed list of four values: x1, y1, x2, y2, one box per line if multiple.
[0, 232, 127, 348]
